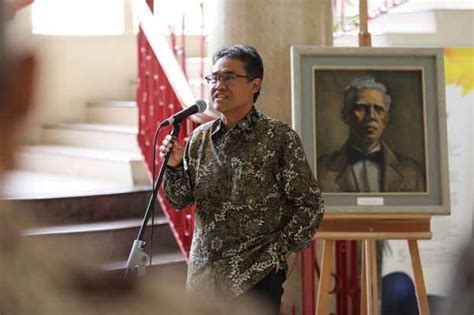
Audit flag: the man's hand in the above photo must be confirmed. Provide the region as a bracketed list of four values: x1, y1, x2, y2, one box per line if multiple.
[159, 134, 184, 167]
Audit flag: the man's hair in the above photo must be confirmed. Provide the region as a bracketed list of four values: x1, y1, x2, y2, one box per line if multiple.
[212, 44, 264, 102]
[343, 76, 391, 111]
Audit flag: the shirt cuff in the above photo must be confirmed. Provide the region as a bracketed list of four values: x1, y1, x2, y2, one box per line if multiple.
[165, 162, 184, 172]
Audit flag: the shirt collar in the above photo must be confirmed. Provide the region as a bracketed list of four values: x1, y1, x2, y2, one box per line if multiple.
[351, 143, 381, 154]
[211, 106, 259, 136]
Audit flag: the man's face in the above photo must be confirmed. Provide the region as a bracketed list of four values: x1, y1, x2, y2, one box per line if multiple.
[343, 88, 389, 146]
[210, 57, 261, 116]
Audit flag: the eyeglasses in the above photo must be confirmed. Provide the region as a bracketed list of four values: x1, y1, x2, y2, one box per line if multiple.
[204, 72, 253, 85]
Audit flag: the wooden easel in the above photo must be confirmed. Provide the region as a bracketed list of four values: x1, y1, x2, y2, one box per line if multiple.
[313, 1, 433, 313]
[315, 214, 432, 315]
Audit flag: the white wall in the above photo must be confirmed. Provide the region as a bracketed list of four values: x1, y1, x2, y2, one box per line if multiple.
[9, 5, 137, 143]
[382, 85, 473, 296]
[31, 35, 137, 126]
[335, 8, 474, 47]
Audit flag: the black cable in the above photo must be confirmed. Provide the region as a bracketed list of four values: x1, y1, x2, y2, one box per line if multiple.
[148, 123, 165, 266]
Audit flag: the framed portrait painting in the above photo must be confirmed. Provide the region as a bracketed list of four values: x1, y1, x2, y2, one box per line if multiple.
[291, 47, 450, 214]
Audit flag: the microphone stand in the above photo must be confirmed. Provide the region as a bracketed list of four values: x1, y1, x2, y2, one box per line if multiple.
[124, 121, 182, 277]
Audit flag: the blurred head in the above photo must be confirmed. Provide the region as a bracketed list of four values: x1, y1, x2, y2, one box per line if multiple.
[0, 1, 35, 174]
[342, 76, 391, 149]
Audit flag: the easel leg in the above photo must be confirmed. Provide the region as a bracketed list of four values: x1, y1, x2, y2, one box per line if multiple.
[302, 242, 315, 315]
[408, 240, 430, 315]
[360, 241, 367, 315]
[369, 240, 379, 315]
[316, 239, 335, 315]
[363, 240, 376, 315]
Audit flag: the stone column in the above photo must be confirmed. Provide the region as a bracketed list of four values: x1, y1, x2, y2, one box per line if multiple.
[204, 1, 333, 312]
[204, 0, 333, 124]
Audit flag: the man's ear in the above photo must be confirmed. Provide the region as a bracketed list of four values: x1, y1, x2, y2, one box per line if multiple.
[250, 77, 262, 95]
[5, 54, 36, 121]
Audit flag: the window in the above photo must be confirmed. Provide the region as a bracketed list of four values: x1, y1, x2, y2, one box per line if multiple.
[32, 0, 124, 36]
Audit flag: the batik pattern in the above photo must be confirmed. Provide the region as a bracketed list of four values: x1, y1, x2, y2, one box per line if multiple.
[164, 107, 325, 299]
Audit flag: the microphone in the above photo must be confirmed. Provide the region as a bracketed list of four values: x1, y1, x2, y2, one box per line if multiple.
[160, 100, 207, 127]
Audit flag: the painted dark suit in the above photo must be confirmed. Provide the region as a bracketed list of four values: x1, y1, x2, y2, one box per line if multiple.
[317, 141, 425, 192]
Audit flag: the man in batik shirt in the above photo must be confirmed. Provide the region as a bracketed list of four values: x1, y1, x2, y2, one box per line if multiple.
[160, 44, 325, 314]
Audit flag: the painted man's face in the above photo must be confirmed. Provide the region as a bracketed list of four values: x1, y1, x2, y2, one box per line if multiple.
[344, 88, 390, 147]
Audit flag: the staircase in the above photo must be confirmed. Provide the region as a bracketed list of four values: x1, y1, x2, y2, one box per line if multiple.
[2, 0, 211, 276]
[16, 100, 150, 189]
[4, 93, 188, 278]
[13, 190, 186, 278]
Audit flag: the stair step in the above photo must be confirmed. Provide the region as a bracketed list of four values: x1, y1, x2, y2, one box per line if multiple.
[87, 100, 138, 126]
[23, 217, 180, 262]
[45, 122, 137, 134]
[2, 170, 150, 200]
[89, 100, 137, 108]
[17, 145, 150, 185]
[9, 186, 156, 226]
[43, 122, 139, 152]
[19, 144, 142, 161]
[22, 217, 168, 235]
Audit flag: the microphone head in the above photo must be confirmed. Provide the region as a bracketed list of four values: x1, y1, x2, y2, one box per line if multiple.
[195, 100, 207, 113]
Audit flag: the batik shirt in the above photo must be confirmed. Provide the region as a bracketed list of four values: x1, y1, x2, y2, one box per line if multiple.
[163, 107, 325, 300]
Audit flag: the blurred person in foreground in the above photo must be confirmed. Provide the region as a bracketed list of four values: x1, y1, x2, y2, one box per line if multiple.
[160, 44, 325, 314]
[0, 2, 231, 314]
[443, 241, 474, 315]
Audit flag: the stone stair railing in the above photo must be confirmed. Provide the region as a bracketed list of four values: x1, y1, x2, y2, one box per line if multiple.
[133, 0, 216, 259]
